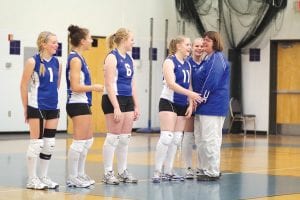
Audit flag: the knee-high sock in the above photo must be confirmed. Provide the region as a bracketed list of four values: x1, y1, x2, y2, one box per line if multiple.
[154, 131, 173, 172]
[103, 133, 120, 174]
[116, 134, 131, 174]
[164, 131, 182, 174]
[68, 140, 85, 178]
[78, 138, 94, 176]
[182, 132, 194, 168]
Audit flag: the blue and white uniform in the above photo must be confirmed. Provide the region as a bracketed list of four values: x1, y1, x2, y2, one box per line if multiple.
[103, 49, 134, 96]
[193, 51, 230, 116]
[28, 54, 59, 110]
[66, 51, 92, 106]
[160, 55, 191, 106]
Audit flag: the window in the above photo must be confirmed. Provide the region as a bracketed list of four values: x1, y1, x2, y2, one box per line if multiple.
[249, 48, 260, 62]
[10, 40, 21, 55]
[132, 47, 140, 60]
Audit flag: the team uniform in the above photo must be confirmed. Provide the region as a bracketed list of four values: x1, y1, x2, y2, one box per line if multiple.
[65, 51, 95, 188]
[153, 55, 191, 183]
[193, 51, 230, 180]
[182, 56, 203, 179]
[102, 49, 137, 185]
[66, 51, 92, 117]
[26, 54, 60, 190]
[101, 48, 134, 114]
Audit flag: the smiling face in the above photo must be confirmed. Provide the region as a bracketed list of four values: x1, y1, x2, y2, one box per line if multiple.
[202, 36, 214, 54]
[192, 38, 204, 58]
[177, 37, 191, 58]
[42, 34, 58, 55]
[123, 32, 134, 52]
[81, 33, 93, 51]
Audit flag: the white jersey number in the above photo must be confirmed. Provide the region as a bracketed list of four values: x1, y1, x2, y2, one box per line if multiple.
[125, 63, 132, 76]
[48, 67, 53, 82]
[182, 69, 190, 83]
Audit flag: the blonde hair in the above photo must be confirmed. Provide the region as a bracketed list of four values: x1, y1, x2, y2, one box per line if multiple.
[36, 31, 56, 76]
[107, 28, 131, 50]
[168, 35, 186, 56]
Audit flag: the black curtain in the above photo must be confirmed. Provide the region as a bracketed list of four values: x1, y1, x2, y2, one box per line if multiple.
[175, 0, 287, 103]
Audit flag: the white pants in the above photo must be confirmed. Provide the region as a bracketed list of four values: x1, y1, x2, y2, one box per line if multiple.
[194, 115, 225, 177]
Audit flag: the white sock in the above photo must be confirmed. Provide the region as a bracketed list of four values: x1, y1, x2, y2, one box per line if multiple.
[68, 140, 85, 178]
[78, 138, 93, 176]
[164, 131, 182, 174]
[27, 139, 43, 179]
[103, 133, 119, 174]
[182, 132, 194, 168]
[116, 134, 131, 174]
[154, 131, 173, 172]
[39, 159, 50, 178]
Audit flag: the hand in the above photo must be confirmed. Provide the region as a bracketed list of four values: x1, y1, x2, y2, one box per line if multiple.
[113, 107, 122, 122]
[133, 106, 140, 121]
[185, 105, 193, 118]
[24, 109, 28, 123]
[189, 91, 203, 104]
[93, 84, 104, 92]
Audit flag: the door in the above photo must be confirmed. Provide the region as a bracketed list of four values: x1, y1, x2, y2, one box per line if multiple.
[67, 36, 108, 134]
[276, 41, 300, 135]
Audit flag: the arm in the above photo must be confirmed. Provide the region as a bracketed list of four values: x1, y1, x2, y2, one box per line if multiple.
[132, 77, 140, 121]
[104, 54, 122, 121]
[57, 60, 62, 89]
[20, 58, 35, 122]
[70, 57, 103, 92]
[163, 59, 202, 103]
[201, 53, 227, 101]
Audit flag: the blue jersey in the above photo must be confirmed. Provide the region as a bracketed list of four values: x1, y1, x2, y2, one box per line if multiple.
[103, 49, 134, 96]
[66, 51, 92, 105]
[28, 54, 59, 110]
[160, 55, 191, 106]
[193, 51, 230, 116]
[187, 56, 202, 90]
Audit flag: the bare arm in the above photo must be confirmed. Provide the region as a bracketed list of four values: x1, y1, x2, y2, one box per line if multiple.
[20, 58, 35, 122]
[132, 77, 140, 120]
[163, 59, 201, 102]
[57, 60, 62, 89]
[70, 57, 103, 92]
[104, 54, 120, 109]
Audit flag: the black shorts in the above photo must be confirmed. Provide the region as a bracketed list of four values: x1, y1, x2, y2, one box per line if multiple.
[102, 94, 134, 114]
[27, 106, 60, 119]
[66, 103, 91, 118]
[159, 98, 188, 116]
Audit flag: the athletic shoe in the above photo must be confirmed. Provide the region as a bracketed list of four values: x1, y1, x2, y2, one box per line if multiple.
[164, 173, 185, 181]
[103, 171, 119, 185]
[26, 177, 48, 190]
[196, 174, 221, 181]
[184, 167, 195, 179]
[66, 176, 90, 188]
[79, 174, 95, 185]
[117, 169, 138, 183]
[152, 170, 162, 183]
[40, 176, 59, 189]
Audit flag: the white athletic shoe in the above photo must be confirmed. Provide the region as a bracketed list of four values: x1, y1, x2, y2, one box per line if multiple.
[66, 176, 90, 188]
[79, 174, 95, 185]
[117, 169, 138, 183]
[184, 167, 195, 179]
[152, 170, 162, 183]
[40, 176, 59, 189]
[26, 177, 48, 190]
[103, 171, 119, 185]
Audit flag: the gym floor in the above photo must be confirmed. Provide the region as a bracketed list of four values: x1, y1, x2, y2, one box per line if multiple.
[0, 132, 300, 200]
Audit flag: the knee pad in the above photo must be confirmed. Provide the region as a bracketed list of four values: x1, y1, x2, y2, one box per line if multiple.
[104, 133, 120, 147]
[84, 137, 94, 150]
[27, 139, 44, 158]
[173, 132, 183, 146]
[40, 138, 55, 160]
[159, 131, 173, 146]
[118, 134, 131, 146]
[43, 128, 56, 138]
[70, 140, 86, 153]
